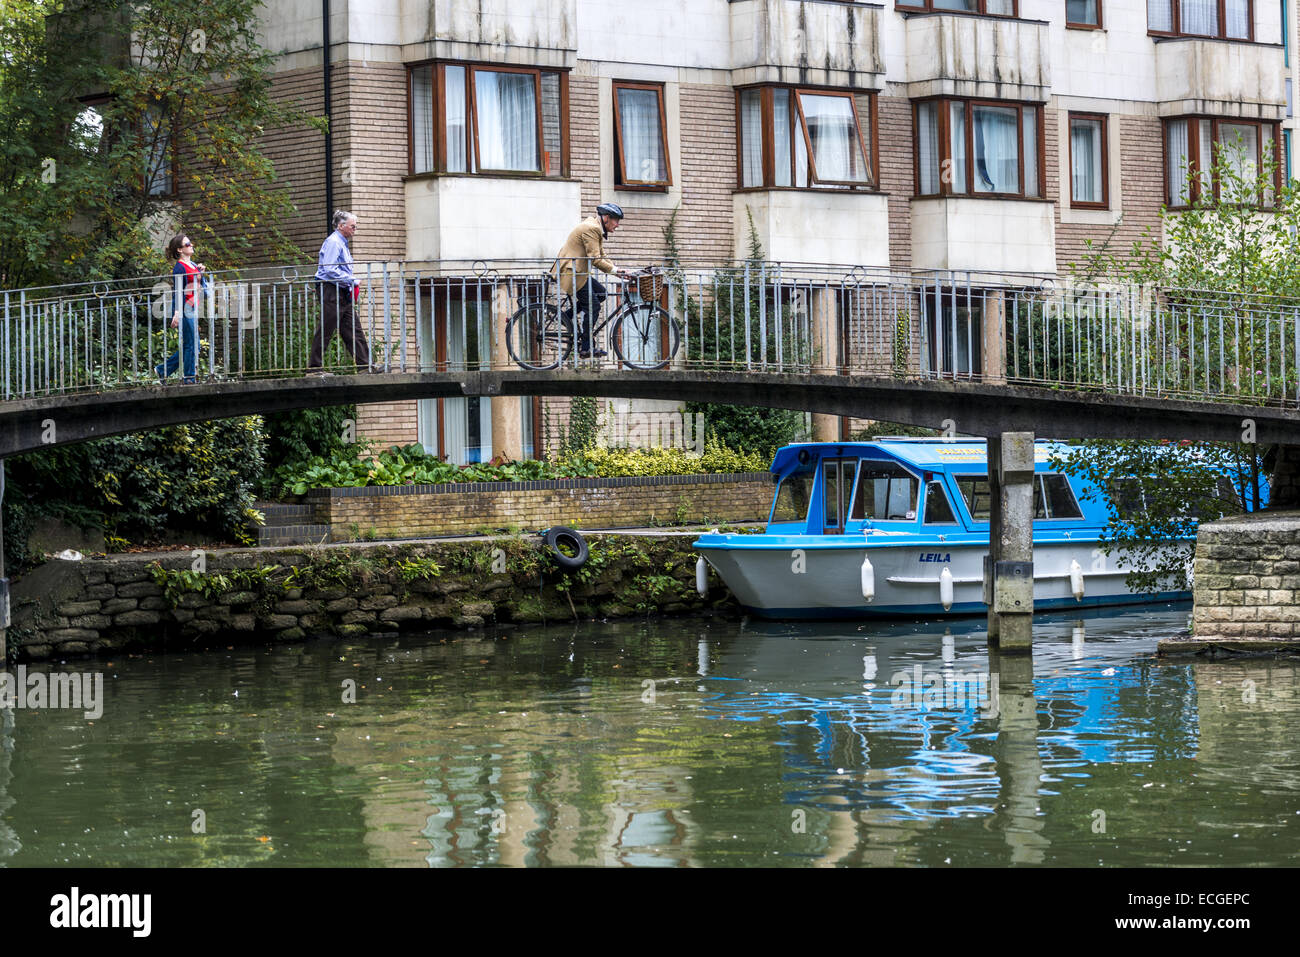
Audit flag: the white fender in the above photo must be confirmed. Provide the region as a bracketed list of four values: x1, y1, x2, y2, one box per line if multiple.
[1069, 559, 1085, 601]
[861, 555, 875, 602]
[696, 556, 709, 598]
[939, 566, 954, 611]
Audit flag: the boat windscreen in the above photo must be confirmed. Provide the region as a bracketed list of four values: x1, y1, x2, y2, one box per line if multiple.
[771, 469, 814, 523]
[851, 461, 918, 521]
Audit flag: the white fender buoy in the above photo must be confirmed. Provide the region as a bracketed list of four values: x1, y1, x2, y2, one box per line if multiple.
[696, 556, 709, 597]
[1069, 559, 1085, 601]
[939, 566, 954, 611]
[861, 555, 875, 602]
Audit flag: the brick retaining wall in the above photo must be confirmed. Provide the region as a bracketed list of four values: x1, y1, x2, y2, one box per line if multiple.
[306, 472, 775, 541]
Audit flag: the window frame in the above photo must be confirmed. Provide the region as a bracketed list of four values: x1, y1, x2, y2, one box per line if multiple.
[1065, 0, 1103, 29]
[406, 60, 570, 178]
[1147, 0, 1255, 41]
[912, 96, 1045, 200]
[895, 1, 1019, 16]
[1068, 111, 1110, 209]
[142, 103, 176, 198]
[735, 84, 878, 191]
[1162, 115, 1281, 208]
[612, 79, 672, 191]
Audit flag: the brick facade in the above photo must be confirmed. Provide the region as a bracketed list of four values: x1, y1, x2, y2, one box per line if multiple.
[309, 472, 775, 540]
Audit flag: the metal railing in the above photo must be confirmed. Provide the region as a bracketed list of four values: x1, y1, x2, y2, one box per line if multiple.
[1, 260, 1297, 409]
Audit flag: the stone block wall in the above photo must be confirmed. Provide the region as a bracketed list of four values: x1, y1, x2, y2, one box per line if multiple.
[1191, 511, 1300, 645]
[8, 535, 737, 662]
[308, 472, 775, 541]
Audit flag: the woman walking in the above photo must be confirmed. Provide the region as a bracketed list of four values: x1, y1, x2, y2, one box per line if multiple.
[157, 232, 205, 384]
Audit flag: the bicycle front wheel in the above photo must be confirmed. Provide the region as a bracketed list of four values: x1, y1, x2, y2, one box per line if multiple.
[611, 304, 680, 370]
[506, 302, 574, 371]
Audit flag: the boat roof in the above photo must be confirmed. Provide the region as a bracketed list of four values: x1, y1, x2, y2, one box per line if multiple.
[769, 439, 1068, 475]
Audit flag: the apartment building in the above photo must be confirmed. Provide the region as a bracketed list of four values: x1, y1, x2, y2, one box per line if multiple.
[237, 0, 1286, 460]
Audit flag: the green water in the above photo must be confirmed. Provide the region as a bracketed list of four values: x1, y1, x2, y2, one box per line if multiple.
[2, 604, 1299, 867]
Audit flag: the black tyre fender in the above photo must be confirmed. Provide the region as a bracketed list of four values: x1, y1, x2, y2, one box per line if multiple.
[543, 526, 589, 570]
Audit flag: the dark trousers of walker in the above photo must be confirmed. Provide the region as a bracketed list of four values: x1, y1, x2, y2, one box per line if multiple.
[574, 277, 607, 353]
[308, 281, 371, 370]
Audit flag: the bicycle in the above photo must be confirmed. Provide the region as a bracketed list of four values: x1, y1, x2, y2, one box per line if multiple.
[506, 268, 681, 371]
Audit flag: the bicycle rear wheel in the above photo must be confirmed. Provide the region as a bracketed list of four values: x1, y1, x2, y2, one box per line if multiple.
[506, 302, 574, 371]
[611, 303, 680, 370]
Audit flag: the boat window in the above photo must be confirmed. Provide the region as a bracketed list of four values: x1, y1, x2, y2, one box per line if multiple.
[771, 469, 814, 523]
[956, 475, 991, 521]
[1039, 473, 1083, 519]
[923, 481, 958, 524]
[851, 461, 918, 521]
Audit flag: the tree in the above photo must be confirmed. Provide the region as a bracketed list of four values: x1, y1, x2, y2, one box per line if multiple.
[1059, 139, 1283, 591]
[0, 0, 324, 288]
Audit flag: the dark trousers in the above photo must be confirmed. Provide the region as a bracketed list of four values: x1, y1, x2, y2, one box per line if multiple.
[309, 282, 371, 369]
[573, 278, 606, 352]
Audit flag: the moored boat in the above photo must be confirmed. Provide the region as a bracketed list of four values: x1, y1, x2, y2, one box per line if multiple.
[694, 439, 1192, 619]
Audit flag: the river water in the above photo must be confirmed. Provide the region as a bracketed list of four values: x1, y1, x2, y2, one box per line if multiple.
[2, 603, 1298, 867]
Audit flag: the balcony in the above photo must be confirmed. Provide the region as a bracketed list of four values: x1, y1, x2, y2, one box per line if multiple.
[910, 197, 1056, 275]
[730, 0, 884, 89]
[903, 12, 1049, 101]
[405, 175, 581, 261]
[1154, 38, 1286, 120]
[735, 191, 890, 267]
[400, 0, 578, 69]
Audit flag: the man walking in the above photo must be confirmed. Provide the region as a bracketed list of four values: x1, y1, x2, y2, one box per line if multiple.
[555, 202, 628, 358]
[308, 209, 375, 375]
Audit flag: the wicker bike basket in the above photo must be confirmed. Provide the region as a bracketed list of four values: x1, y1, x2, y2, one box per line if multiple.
[634, 271, 664, 301]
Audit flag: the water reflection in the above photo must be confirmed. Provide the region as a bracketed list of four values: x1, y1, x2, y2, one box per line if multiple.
[2, 601, 1299, 866]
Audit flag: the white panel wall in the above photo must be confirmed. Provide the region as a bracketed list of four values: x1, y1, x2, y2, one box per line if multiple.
[735, 192, 891, 268]
[406, 177, 582, 261]
[577, 0, 731, 69]
[910, 198, 1056, 274]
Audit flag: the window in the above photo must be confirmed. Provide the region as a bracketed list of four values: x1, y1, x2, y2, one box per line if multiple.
[143, 106, 173, 197]
[915, 98, 1042, 198]
[408, 62, 567, 176]
[896, 1, 1017, 15]
[852, 461, 919, 521]
[1147, 0, 1253, 39]
[1066, 0, 1102, 26]
[955, 473, 1083, 520]
[923, 482, 958, 524]
[737, 87, 875, 189]
[771, 469, 814, 524]
[1164, 116, 1280, 206]
[1069, 113, 1108, 207]
[613, 81, 671, 189]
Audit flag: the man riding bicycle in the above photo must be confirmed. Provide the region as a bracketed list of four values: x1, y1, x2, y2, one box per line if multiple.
[554, 202, 631, 358]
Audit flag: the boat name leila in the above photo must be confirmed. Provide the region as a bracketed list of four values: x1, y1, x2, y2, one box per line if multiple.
[918, 553, 952, 563]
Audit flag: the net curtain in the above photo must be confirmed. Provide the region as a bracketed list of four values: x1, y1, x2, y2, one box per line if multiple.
[617, 87, 667, 182]
[475, 71, 539, 171]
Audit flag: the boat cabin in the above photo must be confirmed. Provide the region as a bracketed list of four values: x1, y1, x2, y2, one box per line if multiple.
[766, 440, 1104, 536]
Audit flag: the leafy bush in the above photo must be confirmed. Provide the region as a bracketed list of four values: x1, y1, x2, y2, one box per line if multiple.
[3, 416, 266, 571]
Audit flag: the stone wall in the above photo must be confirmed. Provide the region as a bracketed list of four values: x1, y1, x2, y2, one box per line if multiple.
[8, 534, 737, 663]
[1186, 511, 1300, 650]
[307, 472, 775, 541]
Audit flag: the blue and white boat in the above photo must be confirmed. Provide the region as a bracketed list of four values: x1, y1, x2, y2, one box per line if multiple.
[694, 439, 1192, 619]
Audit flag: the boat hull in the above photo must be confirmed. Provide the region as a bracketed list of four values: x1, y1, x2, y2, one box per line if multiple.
[696, 538, 1189, 619]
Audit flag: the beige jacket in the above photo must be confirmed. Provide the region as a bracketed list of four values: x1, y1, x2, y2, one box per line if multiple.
[554, 217, 616, 296]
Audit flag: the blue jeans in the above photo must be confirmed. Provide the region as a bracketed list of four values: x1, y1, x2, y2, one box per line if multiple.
[158, 304, 198, 380]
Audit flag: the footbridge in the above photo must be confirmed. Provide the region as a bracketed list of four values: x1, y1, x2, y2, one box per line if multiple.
[1, 259, 1298, 652]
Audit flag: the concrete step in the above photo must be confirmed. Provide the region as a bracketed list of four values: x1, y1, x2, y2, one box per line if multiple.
[257, 524, 331, 546]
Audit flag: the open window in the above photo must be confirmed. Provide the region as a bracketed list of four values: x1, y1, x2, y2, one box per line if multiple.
[737, 86, 875, 189]
[613, 81, 671, 189]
